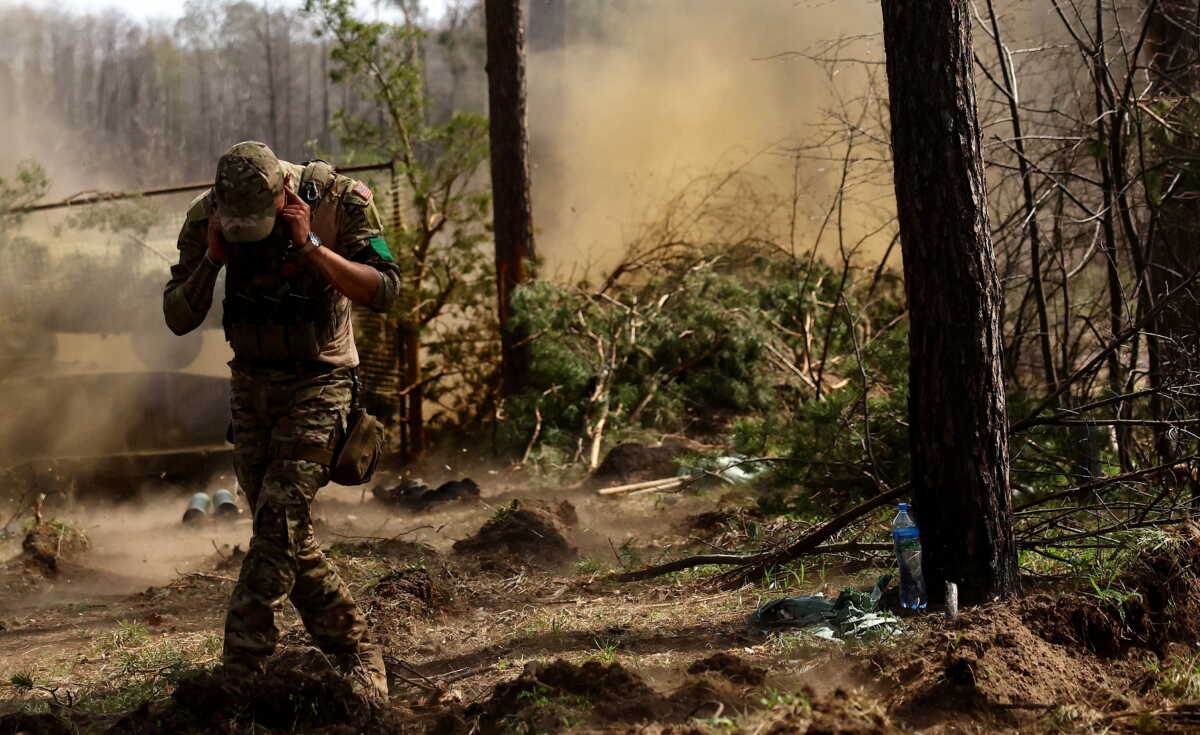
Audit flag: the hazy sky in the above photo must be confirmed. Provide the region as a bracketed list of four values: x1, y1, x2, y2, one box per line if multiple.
[6, 0, 449, 22]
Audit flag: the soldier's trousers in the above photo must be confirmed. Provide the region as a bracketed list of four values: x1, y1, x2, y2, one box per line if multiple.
[223, 363, 370, 671]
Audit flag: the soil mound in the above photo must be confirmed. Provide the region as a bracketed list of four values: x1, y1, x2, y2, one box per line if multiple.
[0, 712, 75, 735]
[462, 659, 672, 734]
[869, 526, 1200, 729]
[593, 443, 679, 483]
[688, 652, 766, 685]
[20, 521, 87, 574]
[1025, 522, 1200, 657]
[330, 537, 439, 564]
[443, 658, 877, 735]
[872, 603, 1126, 729]
[452, 500, 577, 567]
[110, 648, 403, 734]
[762, 688, 903, 735]
[370, 565, 451, 615]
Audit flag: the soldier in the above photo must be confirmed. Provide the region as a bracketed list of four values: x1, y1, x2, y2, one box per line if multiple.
[163, 141, 401, 701]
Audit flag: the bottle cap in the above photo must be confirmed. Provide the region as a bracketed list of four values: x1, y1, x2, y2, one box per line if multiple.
[898, 503, 909, 511]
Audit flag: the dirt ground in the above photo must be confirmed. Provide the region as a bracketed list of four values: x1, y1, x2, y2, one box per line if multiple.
[2, 464, 1200, 734]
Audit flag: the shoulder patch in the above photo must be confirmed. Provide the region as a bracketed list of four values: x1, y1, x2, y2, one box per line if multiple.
[351, 181, 373, 201]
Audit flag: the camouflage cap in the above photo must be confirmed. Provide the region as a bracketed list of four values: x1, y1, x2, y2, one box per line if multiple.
[213, 141, 283, 243]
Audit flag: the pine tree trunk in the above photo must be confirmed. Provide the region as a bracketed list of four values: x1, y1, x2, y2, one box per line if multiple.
[401, 322, 425, 457]
[486, 0, 536, 398]
[880, 0, 1018, 605]
[1143, 0, 1200, 465]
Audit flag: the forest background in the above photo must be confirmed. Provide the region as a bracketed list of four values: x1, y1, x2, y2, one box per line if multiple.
[0, 0, 1195, 547]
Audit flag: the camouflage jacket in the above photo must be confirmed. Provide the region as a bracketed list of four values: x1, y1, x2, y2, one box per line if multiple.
[163, 161, 402, 368]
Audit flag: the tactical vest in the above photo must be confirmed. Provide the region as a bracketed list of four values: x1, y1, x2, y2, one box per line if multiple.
[222, 161, 352, 363]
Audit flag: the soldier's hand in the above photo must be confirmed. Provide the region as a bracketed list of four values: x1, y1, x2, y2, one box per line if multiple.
[280, 183, 312, 247]
[207, 212, 228, 266]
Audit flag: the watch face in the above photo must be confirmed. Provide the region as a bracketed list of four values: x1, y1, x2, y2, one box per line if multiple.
[307, 233, 322, 248]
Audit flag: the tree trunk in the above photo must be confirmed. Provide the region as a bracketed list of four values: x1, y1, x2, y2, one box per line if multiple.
[880, 0, 1018, 606]
[1143, 0, 1200, 464]
[401, 322, 425, 456]
[486, 0, 536, 398]
[262, 5, 279, 146]
[321, 39, 331, 150]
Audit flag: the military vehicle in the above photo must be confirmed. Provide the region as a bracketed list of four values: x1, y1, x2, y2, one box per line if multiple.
[0, 306, 232, 502]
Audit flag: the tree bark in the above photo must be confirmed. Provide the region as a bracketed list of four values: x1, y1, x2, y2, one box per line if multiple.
[261, 5, 279, 146]
[486, 0, 537, 398]
[880, 0, 1018, 605]
[1143, 0, 1200, 464]
[401, 322, 425, 456]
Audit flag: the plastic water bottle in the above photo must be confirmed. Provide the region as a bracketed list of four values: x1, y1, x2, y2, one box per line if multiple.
[891, 503, 928, 609]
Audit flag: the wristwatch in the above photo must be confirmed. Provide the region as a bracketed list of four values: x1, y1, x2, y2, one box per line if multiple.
[296, 232, 322, 255]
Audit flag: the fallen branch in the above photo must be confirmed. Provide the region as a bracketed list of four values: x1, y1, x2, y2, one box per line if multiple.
[1013, 458, 1195, 512]
[1019, 417, 1200, 428]
[628, 480, 687, 496]
[615, 542, 893, 582]
[180, 572, 235, 583]
[383, 655, 442, 693]
[9, 161, 396, 213]
[1102, 703, 1200, 723]
[326, 525, 436, 541]
[615, 484, 908, 584]
[616, 554, 750, 581]
[598, 476, 687, 496]
[1021, 516, 1189, 548]
[519, 406, 542, 466]
[717, 484, 910, 588]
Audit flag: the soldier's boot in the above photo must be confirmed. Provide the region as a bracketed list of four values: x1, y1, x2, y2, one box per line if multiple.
[214, 655, 263, 696]
[335, 644, 388, 703]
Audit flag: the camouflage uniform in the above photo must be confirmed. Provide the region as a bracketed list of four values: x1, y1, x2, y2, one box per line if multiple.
[163, 142, 401, 693]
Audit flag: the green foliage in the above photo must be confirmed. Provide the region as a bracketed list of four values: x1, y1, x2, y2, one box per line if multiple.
[99, 620, 150, 651]
[9, 673, 34, 691]
[501, 254, 780, 462]
[508, 685, 592, 734]
[1148, 650, 1200, 701]
[62, 198, 160, 239]
[0, 163, 52, 343]
[1139, 97, 1200, 207]
[306, 0, 498, 431]
[586, 635, 621, 663]
[0, 162, 170, 343]
[0, 162, 49, 234]
[1019, 525, 1179, 584]
[757, 689, 812, 714]
[574, 557, 606, 574]
[732, 263, 908, 498]
[498, 237, 909, 494]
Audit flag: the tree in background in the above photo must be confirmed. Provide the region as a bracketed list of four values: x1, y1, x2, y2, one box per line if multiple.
[1140, 1, 1200, 465]
[306, 0, 493, 456]
[485, 0, 536, 398]
[880, 0, 1018, 604]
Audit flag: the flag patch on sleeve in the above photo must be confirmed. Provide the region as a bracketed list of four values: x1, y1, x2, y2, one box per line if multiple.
[351, 181, 373, 201]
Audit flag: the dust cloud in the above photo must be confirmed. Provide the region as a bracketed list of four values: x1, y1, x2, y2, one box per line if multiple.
[528, 0, 891, 279]
[63, 492, 250, 589]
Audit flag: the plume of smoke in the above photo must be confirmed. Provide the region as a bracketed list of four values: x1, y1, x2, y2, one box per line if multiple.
[527, 0, 889, 279]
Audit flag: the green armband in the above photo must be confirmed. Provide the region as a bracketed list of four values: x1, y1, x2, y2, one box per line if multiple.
[368, 236, 394, 262]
